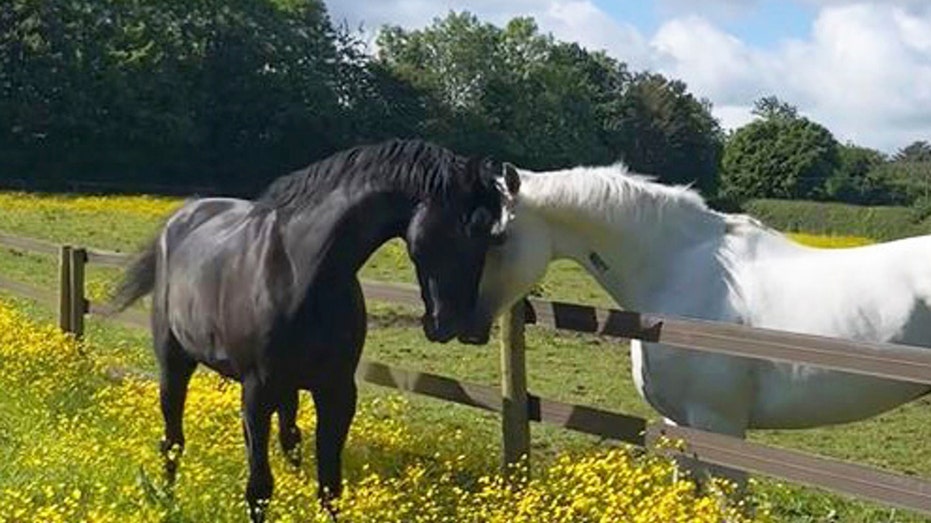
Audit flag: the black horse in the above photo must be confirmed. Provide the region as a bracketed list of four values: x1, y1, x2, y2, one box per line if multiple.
[108, 139, 520, 521]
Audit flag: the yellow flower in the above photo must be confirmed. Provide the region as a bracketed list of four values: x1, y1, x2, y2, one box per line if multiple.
[0, 298, 771, 522]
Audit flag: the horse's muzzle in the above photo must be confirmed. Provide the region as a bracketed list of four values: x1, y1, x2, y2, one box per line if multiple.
[422, 313, 458, 343]
[457, 312, 493, 345]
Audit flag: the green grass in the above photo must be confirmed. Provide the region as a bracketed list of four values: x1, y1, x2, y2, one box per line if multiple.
[0, 193, 928, 522]
[743, 199, 931, 242]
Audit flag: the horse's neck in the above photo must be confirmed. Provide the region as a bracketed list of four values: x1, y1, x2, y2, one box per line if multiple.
[282, 191, 412, 289]
[522, 176, 733, 314]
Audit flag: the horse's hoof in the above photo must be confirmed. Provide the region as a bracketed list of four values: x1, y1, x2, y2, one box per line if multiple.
[159, 439, 183, 485]
[283, 446, 302, 468]
[248, 499, 269, 523]
[319, 488, 341, 520]
[163, 461, 179, 485]
[323, 500, 339, 521]
[280, 427, 302, 468]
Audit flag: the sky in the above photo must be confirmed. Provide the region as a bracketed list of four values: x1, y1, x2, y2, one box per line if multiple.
[324, 0, 931, 154]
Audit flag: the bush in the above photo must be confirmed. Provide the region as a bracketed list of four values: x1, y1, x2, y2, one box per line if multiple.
[720, 117, 839, 202]
[742, 199, 931, 241]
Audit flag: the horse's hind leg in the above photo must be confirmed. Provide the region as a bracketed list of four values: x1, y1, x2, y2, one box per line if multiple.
[277, 388, 302, 468]
[312, 378, 357, 507]
[156, 332, 196, 485]
[242, 374, 276, 523]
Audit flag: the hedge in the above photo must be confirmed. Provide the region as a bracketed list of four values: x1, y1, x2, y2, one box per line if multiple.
[742, 199, 931, 241]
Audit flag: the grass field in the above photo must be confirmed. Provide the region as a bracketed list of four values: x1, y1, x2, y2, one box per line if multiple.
[0, 193, 928, 522]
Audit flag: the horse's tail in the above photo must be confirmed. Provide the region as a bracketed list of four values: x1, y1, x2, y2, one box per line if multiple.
[107, 235, 159, 314]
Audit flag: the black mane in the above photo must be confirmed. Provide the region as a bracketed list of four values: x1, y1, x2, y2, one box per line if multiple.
[256, 139, 472, 212]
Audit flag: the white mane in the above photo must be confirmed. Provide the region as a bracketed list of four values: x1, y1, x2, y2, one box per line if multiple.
[520, 163, 730, 239]
[520, 162, 783, 244]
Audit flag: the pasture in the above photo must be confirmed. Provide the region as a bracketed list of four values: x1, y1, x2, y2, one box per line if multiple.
[0, 192, 929, 522]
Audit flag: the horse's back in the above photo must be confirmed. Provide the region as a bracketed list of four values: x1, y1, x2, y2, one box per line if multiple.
[742, 234, 931, 343]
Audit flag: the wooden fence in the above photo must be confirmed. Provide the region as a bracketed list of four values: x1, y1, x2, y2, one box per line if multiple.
[0, 232, 930, 515]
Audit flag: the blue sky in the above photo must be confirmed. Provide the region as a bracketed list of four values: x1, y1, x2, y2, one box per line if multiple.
[593, 1, 815, 48]
[327, 0, 931, 153]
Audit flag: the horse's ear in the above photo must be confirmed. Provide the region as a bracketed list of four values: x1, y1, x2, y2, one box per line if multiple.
[503, 162, 520, 195]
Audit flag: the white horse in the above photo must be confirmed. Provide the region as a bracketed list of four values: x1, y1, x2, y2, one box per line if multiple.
[466, 163, 931, 480]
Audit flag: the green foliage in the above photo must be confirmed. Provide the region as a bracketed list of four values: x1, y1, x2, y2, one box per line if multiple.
[2, 5, 724, 193]
[610, 73, 723, 193]
[743, 199, 931, 241]
[750, 95, 798, 120]
[0, 0, 409, 191]
[867, 160, 931, 205]
[377, 14, 619, 169]
[894, 140, 931, 163]
[376, 12, 722, 190]
[824, 144, 901, 205]
[720, 115, 840, 201]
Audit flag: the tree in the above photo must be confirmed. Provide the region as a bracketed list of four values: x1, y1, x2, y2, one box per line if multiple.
[375, 11, 722, 187]
[1, 4, 726, 193]
[609, 73, 723, 193]
[894, 141, 931, 163]
[825, 144, 901, 204]
[0, 0, 372, 191]
[720, 114, 840, 201]
[751, 95, 798, 120]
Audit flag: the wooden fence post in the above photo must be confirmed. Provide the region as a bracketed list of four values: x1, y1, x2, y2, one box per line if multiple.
[69, 247, 87, 338]
[500, 299, 530, 485]
[58, 245, 72, 333]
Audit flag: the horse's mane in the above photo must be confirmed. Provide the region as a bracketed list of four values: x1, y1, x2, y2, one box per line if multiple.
[523, 162, 781, 241]
[522, 163, 723, 236]
[255, 139, 466, 212]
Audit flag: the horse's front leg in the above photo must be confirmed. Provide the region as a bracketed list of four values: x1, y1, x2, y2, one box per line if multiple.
[242, 374, 276, 523]
[277, 387, 302, 468]
[311, 377, 358, 510]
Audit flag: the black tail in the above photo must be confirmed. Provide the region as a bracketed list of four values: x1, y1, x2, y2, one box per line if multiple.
[108, 235, 159, 314]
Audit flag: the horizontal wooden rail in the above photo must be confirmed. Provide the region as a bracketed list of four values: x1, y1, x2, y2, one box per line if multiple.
[0, 232, 60, 256]
[530, 396, 646, 446]
[87, 301, 149, 329]
[0, 274, 59, 305]
[0, 232, 132, 267]
[524, 298, 931, 385]
[86, 249, 132, 267]
[357, 361, 501, 413]
[647, 424, 931, 515]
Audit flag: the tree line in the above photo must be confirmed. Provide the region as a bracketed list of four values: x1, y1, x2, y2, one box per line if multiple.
[2, 0, 928, 208]
[721, 96, 931, 211]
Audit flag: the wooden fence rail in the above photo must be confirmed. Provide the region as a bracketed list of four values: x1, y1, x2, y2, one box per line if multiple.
[0, 232, 930, 515]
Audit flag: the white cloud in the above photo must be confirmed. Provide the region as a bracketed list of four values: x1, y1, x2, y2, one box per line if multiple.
[539, 1, 652, 69]
[326, 0, 653, 67]
[651, 16, 773, 104]
[656, 0, 758, 20]
[325, 0, 931, 153]
[656, 4, 931, 151]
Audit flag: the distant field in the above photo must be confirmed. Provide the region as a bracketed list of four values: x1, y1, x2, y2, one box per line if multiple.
[0, 191, 927, 522]
[744, 198, 931, 241]
[785, 232, 874, 248]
